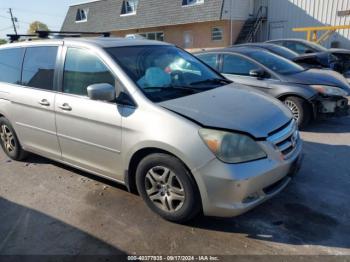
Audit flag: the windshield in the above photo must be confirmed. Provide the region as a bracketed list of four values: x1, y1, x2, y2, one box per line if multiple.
[247, 50, 305, 75]
[305, 41, 328, 52]
[268, 45, 299, 60]
[106, 45, 228, 102]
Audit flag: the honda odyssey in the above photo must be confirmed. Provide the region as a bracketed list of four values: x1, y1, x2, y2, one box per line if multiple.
[0, 38, 302, 222]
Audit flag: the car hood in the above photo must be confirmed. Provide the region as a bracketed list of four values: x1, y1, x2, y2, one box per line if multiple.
[329, 48, 350, 54]
[281, 69, 350, 93]
[159, 84, 292, 139]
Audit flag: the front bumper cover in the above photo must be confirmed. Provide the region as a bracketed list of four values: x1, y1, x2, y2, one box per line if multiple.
[315, 95, 349, 117]
[193, 138, 303, 218]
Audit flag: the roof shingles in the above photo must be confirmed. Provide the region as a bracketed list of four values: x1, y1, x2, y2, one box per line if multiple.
[61, 0, 224, 32]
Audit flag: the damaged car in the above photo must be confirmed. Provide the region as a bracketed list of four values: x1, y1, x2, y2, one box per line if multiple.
[195, 47, 349, 128]
[267, 39, 350, 79]
[0, 38, 302, 222]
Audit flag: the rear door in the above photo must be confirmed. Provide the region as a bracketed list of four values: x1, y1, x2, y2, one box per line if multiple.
[55, 46, 123, 180]
[9, 45, 61, 159]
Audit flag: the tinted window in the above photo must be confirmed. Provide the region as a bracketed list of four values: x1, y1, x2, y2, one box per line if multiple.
[222, 54, 259, 75]
[0, 48, 24, 84]
[22, 47, 58, 90]
[197, 53, 219, 69]
[247, 50, 305, 75]
[63, 48, 115, 96]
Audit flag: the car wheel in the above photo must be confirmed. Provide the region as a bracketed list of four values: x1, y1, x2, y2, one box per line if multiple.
[284, 96, 311, 129]
[136, 153, 201, 223]
[0, 117, 28, 161]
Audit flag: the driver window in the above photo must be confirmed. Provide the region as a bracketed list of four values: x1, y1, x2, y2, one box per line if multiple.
[222, 54, 259, 76]
[63, 48, 115, 96]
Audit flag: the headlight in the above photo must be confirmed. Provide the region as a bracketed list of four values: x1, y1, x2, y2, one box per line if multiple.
[310, 85, 348, 96]
[199, 129, 267, 164]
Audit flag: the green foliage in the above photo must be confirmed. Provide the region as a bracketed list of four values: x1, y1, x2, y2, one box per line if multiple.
[0, 39, 7, 45]
[28, 21, 49, 34]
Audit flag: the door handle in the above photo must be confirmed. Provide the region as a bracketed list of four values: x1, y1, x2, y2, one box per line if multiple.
[38, 99, 50, 106]
[58, 103, 72, 111]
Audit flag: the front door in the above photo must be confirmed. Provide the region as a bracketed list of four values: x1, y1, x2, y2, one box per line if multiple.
[183, 31, 194, 49]
[221, 54, 273, 92]
[55, 47, 123, 180]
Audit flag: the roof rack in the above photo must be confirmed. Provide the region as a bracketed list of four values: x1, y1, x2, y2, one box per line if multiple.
[36, 30, 111, 38]
[7, 34, 37, 43]
[7, 31, 111, 43]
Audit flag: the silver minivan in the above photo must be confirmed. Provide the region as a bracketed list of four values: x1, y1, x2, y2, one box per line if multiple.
[0, 38, 303, 222]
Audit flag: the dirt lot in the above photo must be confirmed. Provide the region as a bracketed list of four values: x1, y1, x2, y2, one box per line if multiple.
[0, 116, 349, 256]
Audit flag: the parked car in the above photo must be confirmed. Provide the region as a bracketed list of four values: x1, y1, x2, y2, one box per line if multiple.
[234, 43, 327, 69]
[195, 47, 349, 128]
[267, 39, 350, 78]
[0, 38, 303, 222]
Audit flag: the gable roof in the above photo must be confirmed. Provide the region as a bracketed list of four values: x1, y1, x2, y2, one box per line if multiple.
[61, 0, 224, 32]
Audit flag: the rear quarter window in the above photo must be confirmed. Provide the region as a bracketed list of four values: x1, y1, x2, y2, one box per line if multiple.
[0, 48, 24, 85]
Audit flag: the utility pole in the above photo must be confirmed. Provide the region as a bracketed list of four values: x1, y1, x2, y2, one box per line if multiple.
[8, 8, 18, 35]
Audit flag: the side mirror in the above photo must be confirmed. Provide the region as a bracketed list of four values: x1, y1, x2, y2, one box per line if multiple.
[87, 83, 116, 102]
[249, 69, 265, 79]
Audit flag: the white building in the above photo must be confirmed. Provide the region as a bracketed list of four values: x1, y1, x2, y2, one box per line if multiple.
[255, 0, 350, 48]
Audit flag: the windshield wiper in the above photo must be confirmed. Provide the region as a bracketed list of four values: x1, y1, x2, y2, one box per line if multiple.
[190, 78, 232, 86]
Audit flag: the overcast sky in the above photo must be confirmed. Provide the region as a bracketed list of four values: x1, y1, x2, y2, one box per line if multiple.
[0, 0, 85, 39]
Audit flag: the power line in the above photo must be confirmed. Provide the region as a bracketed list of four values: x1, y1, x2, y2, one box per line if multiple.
[0, 26, 13, 32]
[11, 7, 64, 18]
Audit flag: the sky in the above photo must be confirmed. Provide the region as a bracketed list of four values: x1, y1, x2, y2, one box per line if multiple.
[0, 0, 85, 39]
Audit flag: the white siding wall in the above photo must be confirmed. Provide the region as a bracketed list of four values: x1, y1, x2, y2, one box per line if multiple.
[260, 0, 350, 48]
[222, 0, 255, 20]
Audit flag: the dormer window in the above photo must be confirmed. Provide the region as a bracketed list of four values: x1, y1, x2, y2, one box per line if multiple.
[121, 0, 139, 16]
[75, 8, 88, 22]
[182, 0, 204, 6]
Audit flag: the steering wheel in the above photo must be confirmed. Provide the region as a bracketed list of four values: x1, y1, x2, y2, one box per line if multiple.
[170, 70, 185, 86]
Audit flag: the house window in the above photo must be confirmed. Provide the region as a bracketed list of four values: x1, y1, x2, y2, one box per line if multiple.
[121, 0, 139, 15]
[182, 0, 204, 6]
[75, 8, 88, 22]
[139, 32, 164, 41]
[211, 27, 223, 41]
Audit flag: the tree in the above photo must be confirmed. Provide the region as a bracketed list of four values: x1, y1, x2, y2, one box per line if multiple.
[0, 39, 7, 45]
[28, 21, 49, 34]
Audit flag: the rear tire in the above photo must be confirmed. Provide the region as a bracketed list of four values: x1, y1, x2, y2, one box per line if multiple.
[284, 96, 312, 129]
[136, 153, 201, 223]
[0, 117, 28, 161]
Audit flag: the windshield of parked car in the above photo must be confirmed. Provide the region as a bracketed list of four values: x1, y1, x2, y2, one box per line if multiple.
[106, 45, 229, 102]
[304, 41, 328, 52]
[267, 45, 299, 60]
[247, 50, 305, 75]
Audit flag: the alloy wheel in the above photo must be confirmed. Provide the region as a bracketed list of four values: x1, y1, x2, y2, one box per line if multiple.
[0, 124, 16, 154]
[285, 100, 300, 121]
[145, 166, 185, 213]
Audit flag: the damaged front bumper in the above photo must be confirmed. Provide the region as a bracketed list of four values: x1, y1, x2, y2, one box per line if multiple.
[314, 95, 349, 117]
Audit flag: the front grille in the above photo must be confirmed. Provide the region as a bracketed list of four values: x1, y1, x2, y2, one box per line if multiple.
[267, 120, 300, 159]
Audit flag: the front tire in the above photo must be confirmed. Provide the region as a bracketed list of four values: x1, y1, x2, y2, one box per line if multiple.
[0, 117, 28, 161]
[136, 153, 201, 223]
[284, 96, 312, 129]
